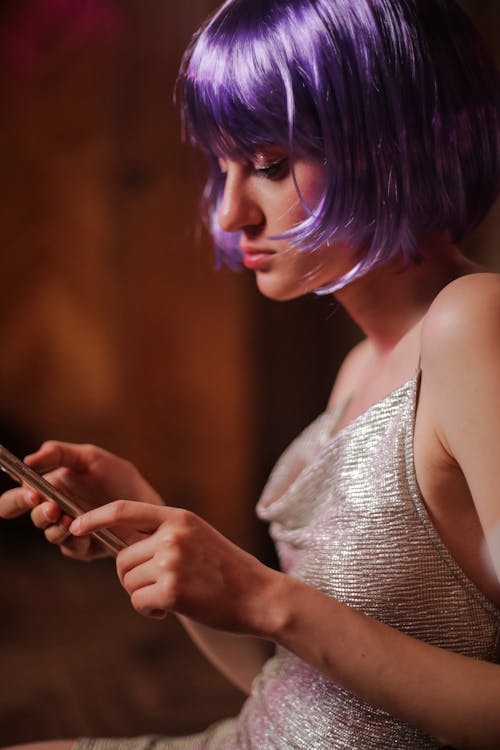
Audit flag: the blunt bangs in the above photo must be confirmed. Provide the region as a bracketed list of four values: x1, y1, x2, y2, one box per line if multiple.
[178, 0, 500, 290]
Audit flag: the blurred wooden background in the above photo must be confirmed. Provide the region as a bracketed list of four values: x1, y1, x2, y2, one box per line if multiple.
[0, 0, 498, 744]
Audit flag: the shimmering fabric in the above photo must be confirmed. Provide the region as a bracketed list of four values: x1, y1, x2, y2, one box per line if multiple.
[76, 371, 500, 750]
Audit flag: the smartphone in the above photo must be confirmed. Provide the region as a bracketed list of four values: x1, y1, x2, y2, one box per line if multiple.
[0, 444, 126, 556]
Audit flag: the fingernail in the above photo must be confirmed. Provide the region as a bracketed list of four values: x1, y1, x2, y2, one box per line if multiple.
[44, 505, 58, 522]
[70, 518, 81, 534]
[61, 515, 73, 530]
[150, 609, 167, 620]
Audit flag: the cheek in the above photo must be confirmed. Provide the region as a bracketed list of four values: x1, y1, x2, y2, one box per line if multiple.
[294, 162, 328, 210]
[264, 172, 326, 231]
[288, 241, 359, 291]
[265, 192, 305, 231]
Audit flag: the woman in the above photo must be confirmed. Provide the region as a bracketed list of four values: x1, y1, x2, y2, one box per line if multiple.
[1, 0, 499, 748]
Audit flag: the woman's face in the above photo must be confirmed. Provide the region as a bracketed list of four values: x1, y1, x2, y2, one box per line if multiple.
[217, 147, 357, 300]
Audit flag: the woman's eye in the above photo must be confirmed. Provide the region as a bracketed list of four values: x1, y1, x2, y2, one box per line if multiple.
[253, 158, 289, 181]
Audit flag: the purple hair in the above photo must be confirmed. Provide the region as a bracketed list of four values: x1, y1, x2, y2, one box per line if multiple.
[178, 0, 499, 292]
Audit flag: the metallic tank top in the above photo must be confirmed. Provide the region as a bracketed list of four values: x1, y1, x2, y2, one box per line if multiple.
[77, 370, 500, 750]
[234, 369, 500, 749]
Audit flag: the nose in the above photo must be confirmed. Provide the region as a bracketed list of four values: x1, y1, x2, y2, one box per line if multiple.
[217, 164, 264, 234]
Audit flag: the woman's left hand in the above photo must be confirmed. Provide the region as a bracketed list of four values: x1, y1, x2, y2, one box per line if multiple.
[70, 500, 281, 634]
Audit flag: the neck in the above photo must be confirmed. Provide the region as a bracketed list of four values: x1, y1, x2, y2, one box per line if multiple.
[333, 235, 481, 354]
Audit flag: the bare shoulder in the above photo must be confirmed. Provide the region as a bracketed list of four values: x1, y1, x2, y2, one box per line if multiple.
[327, 337, 371, 409]
[421, 272, 500, 366]
[419, 271, 500, 464]
[415, 272, 500, 593]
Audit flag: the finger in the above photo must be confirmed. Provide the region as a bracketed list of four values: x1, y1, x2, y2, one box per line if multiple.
[59, 533, 105, 560]
[31, 467, 90, 511]
[44, 523, 72, 545]
[24, 441, 90, 475]
[0, 487, 39, 518]
[121, 557, 157, 594]
[70, 500, 167, 537]
[31, 501, 63, 529]
[59, 537, 97, 560]
[130, 583, 169, 620]
[59, 512, 74, 530]
[116, 535, 157, 584]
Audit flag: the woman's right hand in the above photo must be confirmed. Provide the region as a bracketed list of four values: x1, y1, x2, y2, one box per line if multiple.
[0, 440, 164, 560]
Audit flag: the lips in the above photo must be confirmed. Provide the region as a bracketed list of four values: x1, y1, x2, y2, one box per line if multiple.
[241, 246, 275, 270]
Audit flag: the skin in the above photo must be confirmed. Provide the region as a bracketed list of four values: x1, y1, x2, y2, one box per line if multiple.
[2, 150, 500, 750]
[217, 148, 359, 300]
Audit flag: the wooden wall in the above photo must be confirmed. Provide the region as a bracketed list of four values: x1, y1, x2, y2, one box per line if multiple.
[0, 0, 497, 549]
[0, 0, 497, 744]
[0, 0, 498, 550]
[0, 0, 260, 551]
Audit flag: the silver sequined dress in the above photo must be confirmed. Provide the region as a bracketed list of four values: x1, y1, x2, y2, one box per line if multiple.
[77, 371, 500, 750]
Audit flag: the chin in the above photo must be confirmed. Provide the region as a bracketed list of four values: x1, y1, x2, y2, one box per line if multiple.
[254, 273, 315, 302]
[256, 274, 308, 302]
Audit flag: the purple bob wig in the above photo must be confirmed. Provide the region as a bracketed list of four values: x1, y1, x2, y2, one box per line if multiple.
[178, 0, 499, 292]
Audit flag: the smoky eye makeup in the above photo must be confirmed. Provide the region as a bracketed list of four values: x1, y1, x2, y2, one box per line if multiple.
[216, 148, 291, 181]
[252, 156, 290, 180]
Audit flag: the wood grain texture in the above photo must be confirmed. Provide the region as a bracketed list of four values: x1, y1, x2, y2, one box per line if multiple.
[0, 0, 497, 745]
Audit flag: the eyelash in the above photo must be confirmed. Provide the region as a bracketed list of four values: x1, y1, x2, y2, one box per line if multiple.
[253, 158, 289, 180]
[218, 157, 289, 182]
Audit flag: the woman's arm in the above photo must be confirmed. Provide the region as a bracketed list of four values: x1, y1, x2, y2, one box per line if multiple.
[71, 495, 500, 750]
[420, 274, 500, 580]
[270, 275, 500, 749]
[177, 617, 274, 694]
[267, 576, 500, 750]
[69, 275, 500, 749]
